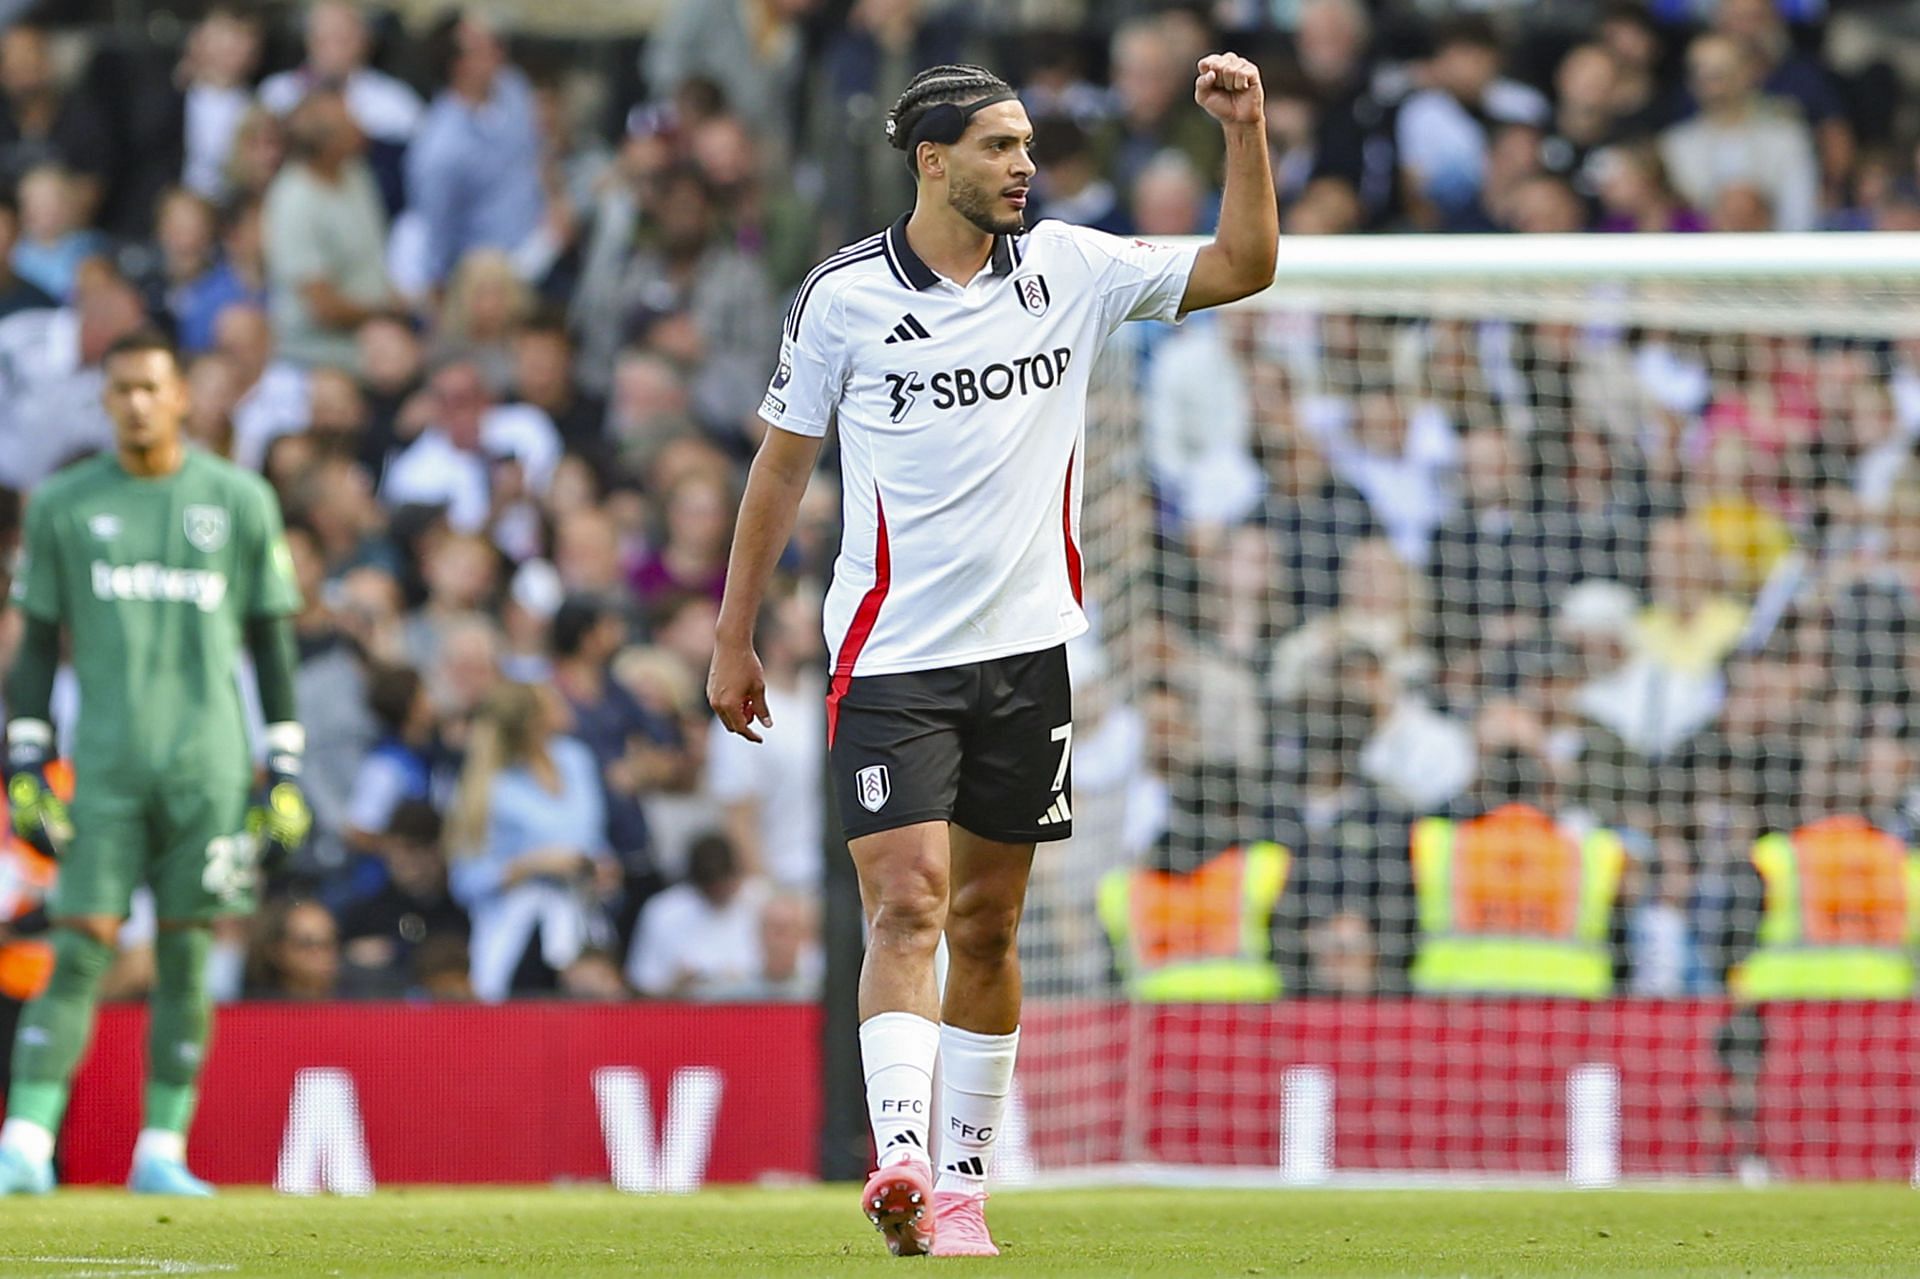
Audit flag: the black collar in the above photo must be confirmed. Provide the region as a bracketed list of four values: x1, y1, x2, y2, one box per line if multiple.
[886, 214, 1016, 291]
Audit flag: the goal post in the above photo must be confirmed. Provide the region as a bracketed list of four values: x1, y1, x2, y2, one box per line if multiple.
[1010, 232, 1920, 1187]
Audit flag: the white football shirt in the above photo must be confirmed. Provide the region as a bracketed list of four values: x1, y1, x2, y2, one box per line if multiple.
[761, 215, 1198, 716]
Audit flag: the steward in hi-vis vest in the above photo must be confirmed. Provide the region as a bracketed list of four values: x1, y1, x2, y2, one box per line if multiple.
[1098, 842, 1288, 1001]
[1728, 816, 1920, 1000]
[1409, 804, 1625, 997]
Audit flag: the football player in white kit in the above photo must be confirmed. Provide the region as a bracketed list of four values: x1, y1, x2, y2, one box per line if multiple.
[709, 52, 1276, 1256]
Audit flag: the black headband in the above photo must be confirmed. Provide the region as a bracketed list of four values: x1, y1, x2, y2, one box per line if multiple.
[890, 91, 1018, 169]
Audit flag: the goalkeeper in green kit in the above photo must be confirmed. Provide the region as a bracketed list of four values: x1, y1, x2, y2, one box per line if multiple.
[0, 329, 310, 1195]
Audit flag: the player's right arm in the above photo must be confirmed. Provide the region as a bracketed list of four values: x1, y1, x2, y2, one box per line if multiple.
[5, 494, 70, 856]
[709, 269, 848, 743]
[709, 423, 823, 743]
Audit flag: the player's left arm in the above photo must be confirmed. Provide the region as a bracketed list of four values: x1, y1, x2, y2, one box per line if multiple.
[241, 482, 312, 864]
[1180, 53, 1278, 315]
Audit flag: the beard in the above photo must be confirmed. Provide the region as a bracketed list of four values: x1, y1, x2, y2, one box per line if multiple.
[948, 171, 1025, 236]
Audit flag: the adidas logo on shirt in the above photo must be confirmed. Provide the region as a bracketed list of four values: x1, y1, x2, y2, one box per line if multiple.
[1036, 793, 1073, 826]
[883, 314, 932, 344]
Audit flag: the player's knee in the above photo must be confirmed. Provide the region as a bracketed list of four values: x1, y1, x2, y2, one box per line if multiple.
[946, 894, 1022, 966]
[46, 925, 115, 992]
[868, 866, 948, 953]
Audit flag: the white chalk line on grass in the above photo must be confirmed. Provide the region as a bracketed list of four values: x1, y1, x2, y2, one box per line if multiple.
[20, 1258, 237, 1277]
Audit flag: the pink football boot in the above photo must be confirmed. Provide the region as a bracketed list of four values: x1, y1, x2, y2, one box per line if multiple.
[930, 1190, 999, 1257]
[861, 1160, 935, 1256]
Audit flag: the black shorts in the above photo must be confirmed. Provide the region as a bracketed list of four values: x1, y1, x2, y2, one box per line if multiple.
[829, 644, 1074, 844]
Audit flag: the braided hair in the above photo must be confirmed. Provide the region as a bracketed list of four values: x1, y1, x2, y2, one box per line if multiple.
[885, 64, 1016, 174]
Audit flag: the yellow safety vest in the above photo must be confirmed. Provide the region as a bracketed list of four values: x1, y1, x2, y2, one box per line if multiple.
[1728, 818, 1920, 1000]
[1097, 843, 1288, 1001]
[1410, 807, 1625, 998]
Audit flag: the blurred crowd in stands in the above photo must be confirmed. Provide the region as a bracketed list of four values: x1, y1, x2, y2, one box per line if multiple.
[0, 0, 1913, 1003]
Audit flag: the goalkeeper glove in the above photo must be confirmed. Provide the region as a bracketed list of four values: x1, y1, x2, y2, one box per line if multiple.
[247, 723, 313, 871]
[5, 719, 70, 859]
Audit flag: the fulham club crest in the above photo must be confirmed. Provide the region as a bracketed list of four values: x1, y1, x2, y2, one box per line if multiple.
[1016, 275, 1050, 317]
[856, 765, 891, 813]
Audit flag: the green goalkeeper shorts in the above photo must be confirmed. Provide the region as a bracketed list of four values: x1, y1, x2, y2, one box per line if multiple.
[52, 774, 257, 922]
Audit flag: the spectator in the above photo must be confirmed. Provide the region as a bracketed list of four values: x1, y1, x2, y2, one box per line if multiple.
[380, 355, 560, 537]
[625, 831, 768, 998]
[265, 89, 392, 369]
[690, 112, 815, 293]
[343, 663, 440, 857]
[574, 164, 776, 442]
[258, 0, 424, 215]
[175, 197, 269, 358]
[1291, 0, 1396, 226]
[1095, 15, 1224, 201]
[1660, 34, 1818, 233]
[1593, 142, 1705, 233]
[280, 517, 380, 887]
[408, 10, 549, 289]
[243, 898, 341, 1001]
[553, 506, 630, 599]
[175, 5, 265, 202]
[0, 191, 54, 321]
[214, 302, 310, 470]
[0, 24, 112, 218]
[645, 0, 819, 163]
[1596, 1, 1673, 137]
[1146, 310, 1260, 530]
[811, 0, 969, 242]
[510, 314, 606, 455]
[12, 163, 106, 302]
[434, 249, 531, 392]
[183, 350, 239, 456]
[354, 312, 426, 474]
[1130, 150, 1210, 236]
[705, 589, 825, 889]
[1707, 0, 1852, 204]
[0, 270, 144, 490]
[1030, 116, 1126, 234]
[337, 800, 469, 998]
[1395, 17, 1547, 230]
[146, 188, 220, 351]
[1297, 371, 1459, 566]
[404, 531, 502, 672]
[222, 105, 288, 209]
[629, 470, 732, 610]
[1542, 44, 1627, 206]
[549, 594, 681, 934]
[446, 681, 617, 1002]
[604, 347, 697, 473]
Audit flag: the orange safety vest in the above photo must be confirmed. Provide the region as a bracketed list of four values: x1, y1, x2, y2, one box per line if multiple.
[1729, 816, 1920, 1000]
[1097, 843, 1288, 1001]
[0, 759, 72, 1002]
[1410, 804, 1624, 997]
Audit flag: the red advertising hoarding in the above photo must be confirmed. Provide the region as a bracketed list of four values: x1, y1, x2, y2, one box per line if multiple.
[46, 999, 1920, 1185]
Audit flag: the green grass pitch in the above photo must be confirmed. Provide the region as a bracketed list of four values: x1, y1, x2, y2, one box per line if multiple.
[0, 1185, 1915, 1277]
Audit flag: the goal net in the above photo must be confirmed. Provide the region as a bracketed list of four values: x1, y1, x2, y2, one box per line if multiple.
[1009, 233, 1920, 1187]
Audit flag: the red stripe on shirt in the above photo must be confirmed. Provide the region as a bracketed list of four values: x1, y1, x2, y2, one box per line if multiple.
[826, 494, 891, 748]
[1063, 448, 1084, 606]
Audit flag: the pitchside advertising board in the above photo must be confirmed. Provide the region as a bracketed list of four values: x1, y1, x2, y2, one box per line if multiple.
[40, 1001, 1920, 1188]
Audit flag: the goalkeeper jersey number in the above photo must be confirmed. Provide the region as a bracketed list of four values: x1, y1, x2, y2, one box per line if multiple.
[10, 448, 302, 782]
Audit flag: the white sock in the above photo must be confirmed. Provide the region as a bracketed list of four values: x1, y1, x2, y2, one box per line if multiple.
[132, 1128, 186, 1165]
[935, 1024, 1019, 1195]
[860, 1012, 939, 1169]
[0, 1118, 53, 1166]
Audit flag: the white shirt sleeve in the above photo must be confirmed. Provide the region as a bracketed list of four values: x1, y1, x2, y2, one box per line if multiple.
[1056, 224, 1200, 335]
[759, 281, 849, 438]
